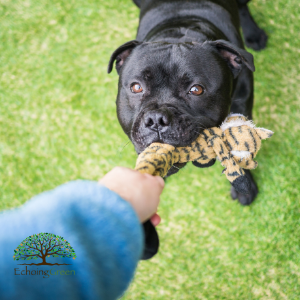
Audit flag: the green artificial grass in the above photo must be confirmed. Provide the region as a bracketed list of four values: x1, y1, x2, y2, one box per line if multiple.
[1, 0, 300, 298]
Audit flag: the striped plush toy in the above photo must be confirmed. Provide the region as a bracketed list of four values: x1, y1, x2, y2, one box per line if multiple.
[135, 113, 273, 195]
[137, 113, 273, 260]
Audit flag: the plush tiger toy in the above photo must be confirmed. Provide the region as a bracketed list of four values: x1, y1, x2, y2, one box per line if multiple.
[135, 113, 273, 195]
[136, 113, 273, 260]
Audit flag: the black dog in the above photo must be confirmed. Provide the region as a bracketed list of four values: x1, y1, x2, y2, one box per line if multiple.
[108, 0, 267, 259]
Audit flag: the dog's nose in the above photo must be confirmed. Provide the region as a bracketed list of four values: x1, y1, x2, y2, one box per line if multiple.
[144, 110, 171, 130]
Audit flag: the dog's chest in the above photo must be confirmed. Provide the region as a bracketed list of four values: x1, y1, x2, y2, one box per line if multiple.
[137, 0, 241, 46]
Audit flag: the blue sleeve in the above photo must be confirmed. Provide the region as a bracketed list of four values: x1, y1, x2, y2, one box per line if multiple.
[0, 180, 144, 300]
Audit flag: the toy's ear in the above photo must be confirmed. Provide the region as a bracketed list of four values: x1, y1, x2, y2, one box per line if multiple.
[255, 128, 274, 140]
[209, 40, 255, 78]
[107, 40, 141, 74]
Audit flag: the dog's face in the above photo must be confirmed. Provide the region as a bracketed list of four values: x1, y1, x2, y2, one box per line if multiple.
[108, 40, 254, 154]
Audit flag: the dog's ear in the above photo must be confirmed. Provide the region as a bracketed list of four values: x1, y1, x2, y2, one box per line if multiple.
[107, 40, 141, 74]
[209, 40, 255, 78]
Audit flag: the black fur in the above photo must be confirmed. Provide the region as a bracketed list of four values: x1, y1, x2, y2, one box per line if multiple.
[108, 0, 266, 258]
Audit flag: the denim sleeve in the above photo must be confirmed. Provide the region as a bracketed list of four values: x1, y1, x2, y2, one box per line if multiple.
[0, 180, 144, 300]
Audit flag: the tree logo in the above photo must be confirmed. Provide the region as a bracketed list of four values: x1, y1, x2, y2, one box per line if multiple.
[13, 233, 76, 265]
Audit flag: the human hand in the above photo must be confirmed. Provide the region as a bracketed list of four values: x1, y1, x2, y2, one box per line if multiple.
[99, 167, 164, 224]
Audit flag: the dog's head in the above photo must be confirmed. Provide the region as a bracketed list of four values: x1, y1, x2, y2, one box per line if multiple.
[108, 40, 254, 154]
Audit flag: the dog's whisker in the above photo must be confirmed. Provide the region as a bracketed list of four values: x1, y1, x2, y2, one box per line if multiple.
[117, 139, 131, 155]
[196, 122, 207, 129]
[172, 165, 180, 170]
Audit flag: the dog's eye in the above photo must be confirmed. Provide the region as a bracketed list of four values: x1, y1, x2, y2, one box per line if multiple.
[189, 84, 204, 96]
[130, 83, 143, 93]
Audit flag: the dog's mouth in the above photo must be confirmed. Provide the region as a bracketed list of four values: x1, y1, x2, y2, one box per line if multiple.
[130, 104, 206, 154]
[132, 124, 202, 154]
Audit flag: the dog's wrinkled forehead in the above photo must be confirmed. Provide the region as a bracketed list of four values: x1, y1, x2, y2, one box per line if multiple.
[108, 39, 254, 80]
[120, 42, 224, 85]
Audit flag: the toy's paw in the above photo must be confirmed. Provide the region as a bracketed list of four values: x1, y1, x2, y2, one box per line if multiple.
[140, 220, 159, 260]
[192, 159, 216, 168]
[230, 170, 258, 205]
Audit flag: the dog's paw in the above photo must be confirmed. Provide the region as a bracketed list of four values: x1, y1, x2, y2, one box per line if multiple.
[230, 171, 258, 205]
[244, 28, 268, 51]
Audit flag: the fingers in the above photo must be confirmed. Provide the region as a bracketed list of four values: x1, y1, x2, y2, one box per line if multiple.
[99, 167, 164, 222]
[150, 213, 161, 227]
